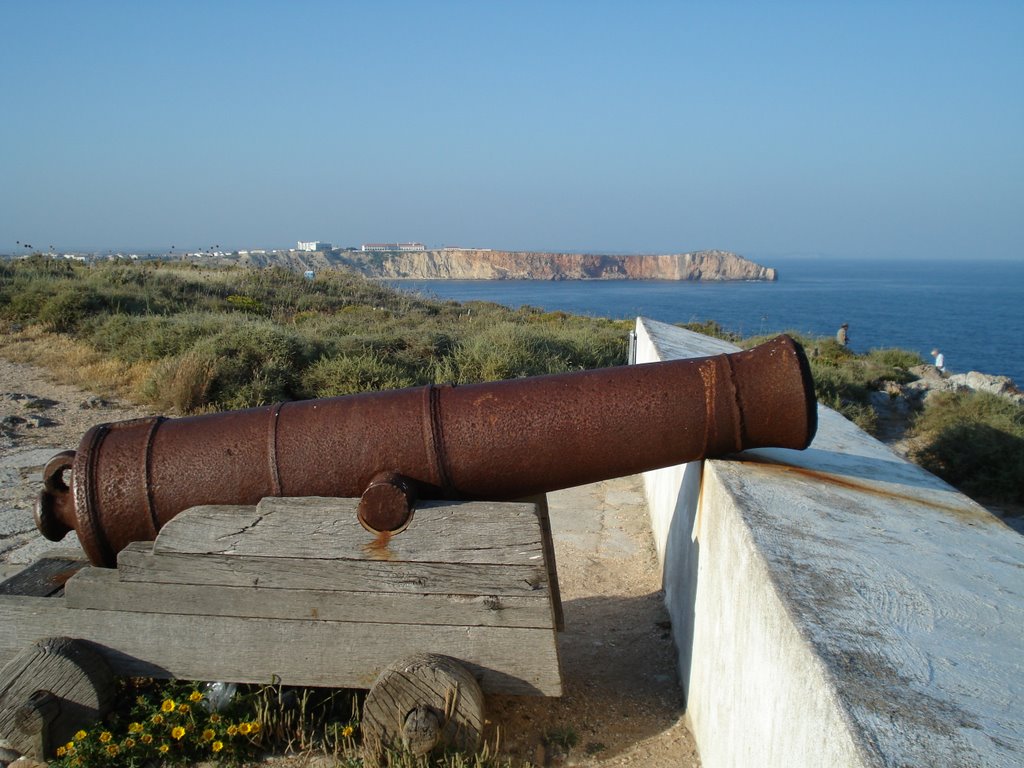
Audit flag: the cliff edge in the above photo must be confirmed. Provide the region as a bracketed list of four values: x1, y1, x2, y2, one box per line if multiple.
[334, 249, 776, 281]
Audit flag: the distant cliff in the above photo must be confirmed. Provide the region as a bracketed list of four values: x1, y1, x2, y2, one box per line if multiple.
[333, 249, 776, 281]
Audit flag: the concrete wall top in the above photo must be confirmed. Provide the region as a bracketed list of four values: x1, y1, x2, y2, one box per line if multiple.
[637, 317, 1024, 768]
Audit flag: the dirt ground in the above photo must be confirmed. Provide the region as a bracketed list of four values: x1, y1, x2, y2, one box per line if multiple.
[0, 353, 700, 767]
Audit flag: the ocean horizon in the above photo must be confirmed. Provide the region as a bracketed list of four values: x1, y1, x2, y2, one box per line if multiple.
[390, 256, 1024, 386]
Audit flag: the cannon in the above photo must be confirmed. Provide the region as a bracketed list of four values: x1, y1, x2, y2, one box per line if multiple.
[35, 334, 816, 568]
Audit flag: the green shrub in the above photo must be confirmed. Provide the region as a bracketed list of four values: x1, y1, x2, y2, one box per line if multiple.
[865, 347, 924, 372]
[139, 321, 314, 411]
[38, 286, 104, 332]
[299, 353, 417, 398]
[88, 313, 230, 363]
[808, 357, 877, 432]
[911, 390, 1024, 503]
[225, 294, 265, 314]
[436, 322, 623, 384]
[1, 282, 55, 324]
[140, 349, 216, 413]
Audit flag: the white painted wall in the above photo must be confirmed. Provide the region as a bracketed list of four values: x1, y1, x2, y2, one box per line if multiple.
[636, 317, 1024, 768]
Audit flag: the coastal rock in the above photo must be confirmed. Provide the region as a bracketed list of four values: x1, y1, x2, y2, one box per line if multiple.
[336, 249, 776, 281]
[946, 372, 1024, 403]
[902, 367, 1022, 406]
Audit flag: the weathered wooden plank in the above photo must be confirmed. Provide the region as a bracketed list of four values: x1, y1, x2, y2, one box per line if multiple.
[65, 568, 553, 628]
[153, 498, 546, 565]
[116, 547, 549, 597]
[0, 557, 85, 598]
[0, 595, 561, 696]
[524, 494, 565, 631]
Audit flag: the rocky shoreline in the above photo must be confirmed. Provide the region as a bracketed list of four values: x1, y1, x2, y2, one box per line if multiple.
[873, 365, 1022, 445]
[868, 363, 1023, 532]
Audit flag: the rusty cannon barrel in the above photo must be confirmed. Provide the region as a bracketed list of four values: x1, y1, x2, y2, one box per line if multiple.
[35, 334, 817, 567]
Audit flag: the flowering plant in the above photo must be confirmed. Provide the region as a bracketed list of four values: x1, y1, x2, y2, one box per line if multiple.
[50, 679, 262, 767]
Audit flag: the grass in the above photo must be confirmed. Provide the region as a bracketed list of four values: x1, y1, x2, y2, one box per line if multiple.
[0, 257, 628, 413]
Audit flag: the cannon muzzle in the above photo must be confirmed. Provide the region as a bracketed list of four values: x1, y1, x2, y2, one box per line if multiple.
[36, 334, 817, 566]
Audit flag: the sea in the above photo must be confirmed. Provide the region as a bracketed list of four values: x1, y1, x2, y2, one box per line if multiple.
[389, 256, 1024, 385]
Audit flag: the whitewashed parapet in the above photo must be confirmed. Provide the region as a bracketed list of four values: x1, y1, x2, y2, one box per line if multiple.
[636, 317, 1024, 768]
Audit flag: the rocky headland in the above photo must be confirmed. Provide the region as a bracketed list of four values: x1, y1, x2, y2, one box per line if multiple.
[238, 248, 776, 281]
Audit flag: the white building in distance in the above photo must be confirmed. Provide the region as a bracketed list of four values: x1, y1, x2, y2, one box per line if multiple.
[297, 241, 332, 252]
[361, 242, 426, 252]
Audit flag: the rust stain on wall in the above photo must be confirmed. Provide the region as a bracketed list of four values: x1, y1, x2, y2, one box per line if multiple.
[731, 454, 994, 524]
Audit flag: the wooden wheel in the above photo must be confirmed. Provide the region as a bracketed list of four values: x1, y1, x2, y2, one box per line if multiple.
[0, 637, 115, 760]
[362, 653, 484, 764]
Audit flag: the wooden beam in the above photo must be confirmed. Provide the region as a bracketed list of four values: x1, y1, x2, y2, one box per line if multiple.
[66, 568, 552, 628]
[0, 595, 560, 696]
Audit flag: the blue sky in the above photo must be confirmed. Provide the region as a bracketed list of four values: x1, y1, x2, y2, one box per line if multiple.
[2, 1, 1021, 259]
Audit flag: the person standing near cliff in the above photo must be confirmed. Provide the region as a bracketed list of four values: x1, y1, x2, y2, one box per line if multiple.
[837, 323, 849, 347]
[931, 349, 946, 375]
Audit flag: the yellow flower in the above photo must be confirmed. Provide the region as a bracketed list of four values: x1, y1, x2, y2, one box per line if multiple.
[209, 713, 222, 724]
[249, 721, 261, 734]
[201, 728, 216, 742]
[212, 740, 224, 752]
[99, 731, 112, 743]
[177, 703, 191, 714]
[56, 746, 67, 757]
[106, 744, 120, 756]
[151, 713, 164, 725]
[161, 698, 175, 712]
[238, 722, 251, 735]
[171, 726, 186, 740]
[141, 733, 154, 745]
[128, 721, 143, 733]
[64, 741, 75, 753]
[136, 695, 146, 706]
[341, 724, 354, 738]
[159, 743, 170, 754]
[124, 737, 136, 749]
[73, 730, 87, 741]
[189, 690, 203, 702]
[226, 724, 238, 736]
